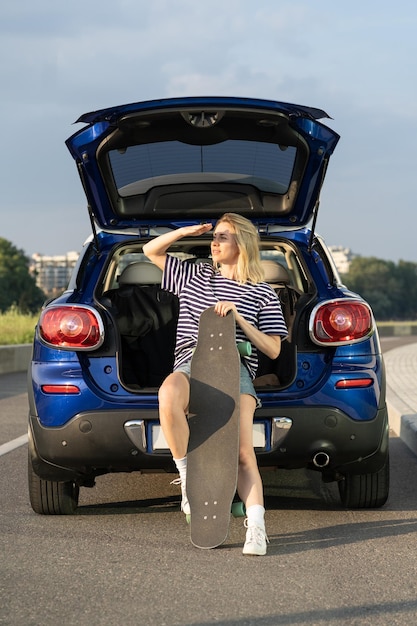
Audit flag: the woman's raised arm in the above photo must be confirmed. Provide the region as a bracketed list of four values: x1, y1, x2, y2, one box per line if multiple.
[142, 223, 213, 270]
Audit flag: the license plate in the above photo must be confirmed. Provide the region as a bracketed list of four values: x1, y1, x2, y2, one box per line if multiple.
[151, 423, 266, 451]
[152, 425, 168, 451]
[253, 422, 266, 449]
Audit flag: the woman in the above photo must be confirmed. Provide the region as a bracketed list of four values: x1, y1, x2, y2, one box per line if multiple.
[143, 213, 287, 555]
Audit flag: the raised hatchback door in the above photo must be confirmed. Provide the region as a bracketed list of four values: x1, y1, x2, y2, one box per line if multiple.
[66, 96, 340, 233]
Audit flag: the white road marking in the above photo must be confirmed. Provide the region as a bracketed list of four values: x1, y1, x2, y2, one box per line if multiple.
[0, 434, 28, 457]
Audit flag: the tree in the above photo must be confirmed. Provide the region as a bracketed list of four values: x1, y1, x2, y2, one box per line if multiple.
[0, 238, 46, 313]
[395, 261, 417, 320]
[342, 256, 417, 321]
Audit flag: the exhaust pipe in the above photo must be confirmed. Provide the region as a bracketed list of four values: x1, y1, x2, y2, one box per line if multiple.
[312, 451, 330, 468]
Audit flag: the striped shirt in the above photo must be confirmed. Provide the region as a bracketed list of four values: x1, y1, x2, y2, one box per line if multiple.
[162, 255, 288, 378]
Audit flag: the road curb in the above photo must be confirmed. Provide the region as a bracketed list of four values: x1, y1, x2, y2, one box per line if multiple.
[386, 391, 417, 457]
[384, 342, 417, 458]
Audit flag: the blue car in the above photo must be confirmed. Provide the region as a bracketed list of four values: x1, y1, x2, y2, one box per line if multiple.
[28, 96, 389, 514]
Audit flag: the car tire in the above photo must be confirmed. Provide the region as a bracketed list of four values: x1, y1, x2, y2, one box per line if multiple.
[28, 456, 79, 515]
[338, 456, 389, 509]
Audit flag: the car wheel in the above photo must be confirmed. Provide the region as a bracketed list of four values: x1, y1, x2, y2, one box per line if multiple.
[28, 456, 79, 515]
[338, 456, 389, 509]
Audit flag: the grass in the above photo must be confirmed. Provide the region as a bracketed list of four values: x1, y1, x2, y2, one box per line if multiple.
[0, 307, 39, 345]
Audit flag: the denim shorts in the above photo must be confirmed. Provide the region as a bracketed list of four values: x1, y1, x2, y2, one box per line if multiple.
[175, 359, 261, 407]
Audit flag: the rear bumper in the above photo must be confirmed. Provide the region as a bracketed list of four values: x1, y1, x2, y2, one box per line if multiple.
[28, 409, 176, 483]
[256, 405, 389, 475]
[29, 402, 389, 483]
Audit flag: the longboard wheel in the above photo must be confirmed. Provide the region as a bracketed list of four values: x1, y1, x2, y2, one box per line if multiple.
[231, 501, 246, 518]
[237, 341, 252, 357]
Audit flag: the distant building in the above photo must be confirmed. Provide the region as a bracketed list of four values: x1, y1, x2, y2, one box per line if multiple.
[328, 246, 358, 275]
[30, 252, 79, 296]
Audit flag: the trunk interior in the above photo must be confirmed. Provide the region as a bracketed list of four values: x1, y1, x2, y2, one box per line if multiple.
[98, 237, 314, 393]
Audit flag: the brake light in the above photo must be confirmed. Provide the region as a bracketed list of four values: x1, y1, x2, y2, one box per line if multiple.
[310, 300, 373, 345]
[39, 305, 104, 350]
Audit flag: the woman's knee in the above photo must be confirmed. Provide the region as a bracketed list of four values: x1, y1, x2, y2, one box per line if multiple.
[239, 444, 257, 469]
[158, 372, 189, 412]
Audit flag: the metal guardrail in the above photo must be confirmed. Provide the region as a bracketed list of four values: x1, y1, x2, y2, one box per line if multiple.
[377, 324, 417, 337]
[0, 344, 32, 375]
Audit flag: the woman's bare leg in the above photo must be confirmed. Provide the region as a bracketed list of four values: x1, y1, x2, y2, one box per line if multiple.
[158, 371, 190, 459]
[238, 394, 268, 555]
[237, 394, 264, 508]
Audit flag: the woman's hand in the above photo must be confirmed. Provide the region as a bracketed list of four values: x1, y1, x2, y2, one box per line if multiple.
[182, 223, 213, 237]
[214, 301, 281, 360]
[143, 223, 212, 269]
[214, 301, 238, 317]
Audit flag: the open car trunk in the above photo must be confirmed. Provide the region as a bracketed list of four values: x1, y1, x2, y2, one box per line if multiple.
[98, 236, 315, 392]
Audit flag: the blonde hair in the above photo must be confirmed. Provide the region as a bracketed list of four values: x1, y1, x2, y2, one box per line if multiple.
[214, 213, 264, 284]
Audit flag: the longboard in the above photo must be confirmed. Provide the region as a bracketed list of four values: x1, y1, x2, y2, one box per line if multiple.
[187, 306, 241, 548]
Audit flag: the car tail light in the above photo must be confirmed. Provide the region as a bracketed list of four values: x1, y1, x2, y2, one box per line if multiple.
[39, 305, 104, 350]
[310, 299, 373, 345]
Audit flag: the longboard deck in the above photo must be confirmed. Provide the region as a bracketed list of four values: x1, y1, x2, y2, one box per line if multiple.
[187, 307, 240, 548]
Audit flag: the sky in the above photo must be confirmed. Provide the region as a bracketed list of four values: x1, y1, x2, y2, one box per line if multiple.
[1, 1, 416, 263]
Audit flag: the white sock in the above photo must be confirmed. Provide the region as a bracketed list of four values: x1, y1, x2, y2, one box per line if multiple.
[246, 504, 265, 529]
[174, 456, 187, 483]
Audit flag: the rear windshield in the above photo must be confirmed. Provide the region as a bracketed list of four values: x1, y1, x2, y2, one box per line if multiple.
[109, 140, 297, 196]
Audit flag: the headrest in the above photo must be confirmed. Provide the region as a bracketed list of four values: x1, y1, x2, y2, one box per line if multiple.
[261, 260, 290, 285]
[118, 262, 163, 285]
[192, 258, 213, 265]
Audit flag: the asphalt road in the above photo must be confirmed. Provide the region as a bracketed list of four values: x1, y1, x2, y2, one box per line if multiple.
[2, 340, 417, 626]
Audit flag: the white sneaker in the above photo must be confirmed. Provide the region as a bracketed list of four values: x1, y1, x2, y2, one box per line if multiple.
[170, 477, 190, 515]
[242, 519, 269, 556]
